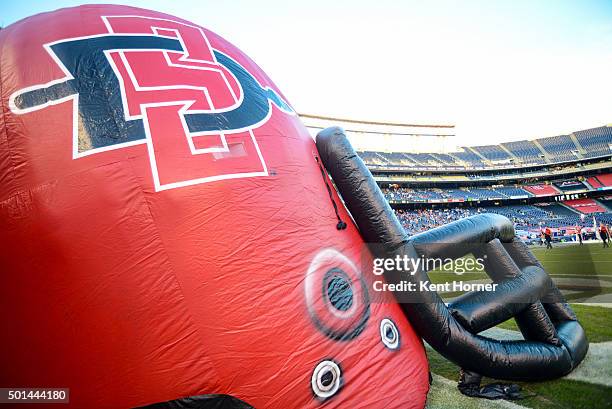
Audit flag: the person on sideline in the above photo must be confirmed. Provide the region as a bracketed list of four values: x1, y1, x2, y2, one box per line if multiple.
[600, 223, 610, 248]
[544, 227, 553, 249]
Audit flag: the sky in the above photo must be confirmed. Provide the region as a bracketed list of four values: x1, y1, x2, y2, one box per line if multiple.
[2, 0, 612, 146]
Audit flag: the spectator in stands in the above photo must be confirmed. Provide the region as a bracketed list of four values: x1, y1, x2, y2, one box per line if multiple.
[392, 207, 473, 235]
[390, 202, 612, 240]
[544, 227, 553, 249]
[600, 223, 609, 248]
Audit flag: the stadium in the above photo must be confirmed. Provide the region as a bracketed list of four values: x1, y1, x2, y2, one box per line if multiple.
[304, 114, 612, 241]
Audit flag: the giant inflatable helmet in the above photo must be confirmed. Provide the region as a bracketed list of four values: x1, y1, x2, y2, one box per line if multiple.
[0, 4, 588, 409]
[0, 5, 429, 408]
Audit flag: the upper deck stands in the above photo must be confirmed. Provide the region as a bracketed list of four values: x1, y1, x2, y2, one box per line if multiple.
[472, 145, 511, 161]
[574, 127, 612, 158]
[450, 149, 484, 167]
[494, 186, 533, 197]
[536, 135, 579, 162]
[502, 140, 545, 164]
[352, 126, 610, 170]
[430, 153, 460, 166]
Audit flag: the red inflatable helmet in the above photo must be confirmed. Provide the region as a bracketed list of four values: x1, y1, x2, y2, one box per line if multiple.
[0, 5, 429, 409]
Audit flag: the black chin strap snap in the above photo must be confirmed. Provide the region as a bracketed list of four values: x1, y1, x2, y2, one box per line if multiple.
[315, 155, 347, 230]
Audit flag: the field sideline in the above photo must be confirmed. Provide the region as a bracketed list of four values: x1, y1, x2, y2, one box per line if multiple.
[425, 241, 612, 409]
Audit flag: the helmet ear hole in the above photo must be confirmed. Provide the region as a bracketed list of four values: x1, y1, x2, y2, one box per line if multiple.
[305, 249, 370, 341]
[325, 270, 354, 312]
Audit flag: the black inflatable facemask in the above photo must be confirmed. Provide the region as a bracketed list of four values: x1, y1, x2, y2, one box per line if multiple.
[315, 127, 588, 397]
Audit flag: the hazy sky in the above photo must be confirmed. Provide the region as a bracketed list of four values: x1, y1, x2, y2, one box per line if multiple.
[2, 0, 611, 145]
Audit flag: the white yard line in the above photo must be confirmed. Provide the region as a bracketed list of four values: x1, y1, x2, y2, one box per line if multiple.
[542, 260, 612, 263]
[549, 273, 612, 276]
[551, 277, 612, 287]
[578, 302, 612, 308]
[574, 294, 612, 303]
[564, 341, 612, 386]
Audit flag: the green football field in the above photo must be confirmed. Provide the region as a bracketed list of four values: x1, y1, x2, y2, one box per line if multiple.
[425, 241, 612, 409]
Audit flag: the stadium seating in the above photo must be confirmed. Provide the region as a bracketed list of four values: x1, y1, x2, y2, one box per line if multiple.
[536, 135, 579, 162]
[468, 188, 506, 200]
[417, 189, 445, 200]
[595, 173, 612, 187]
[382, 181, 612, 204]
[595, 213, 612, 224]
[574, 126, 612, 158]
[354, 126, 610, 170]
[486, 202, 597, 228]
[355, 127, 610, 170]
[392, 198, 612, 235]
[471, 145, 511, 161]
[369, 125, 611, 236]
[564, 199, 607, 214]
[524, 184, 560, 197]
[391, 188, 508, 201]
[357, 151, 387, 166]
[494, 186, 533, 197]
[536, 203, 582, 227]
[430, 153, 461, 167]
[449, 149, 484, 167]
[483, 204, 550, 222]
[598, 197, 612, 211]
[586, 176, 605, 189]
[501, 140, 545, 164]
[383, 152, 414, 167]
[395, 207, 477, 235]
[405, 153, 445, 167]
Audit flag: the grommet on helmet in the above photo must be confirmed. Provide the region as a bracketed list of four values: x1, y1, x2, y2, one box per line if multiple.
[311, 360, 342, 399]
[380, 318, 400, 350]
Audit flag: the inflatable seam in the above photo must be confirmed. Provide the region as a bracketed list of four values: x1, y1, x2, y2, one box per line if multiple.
[0, 30, 19, 194]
